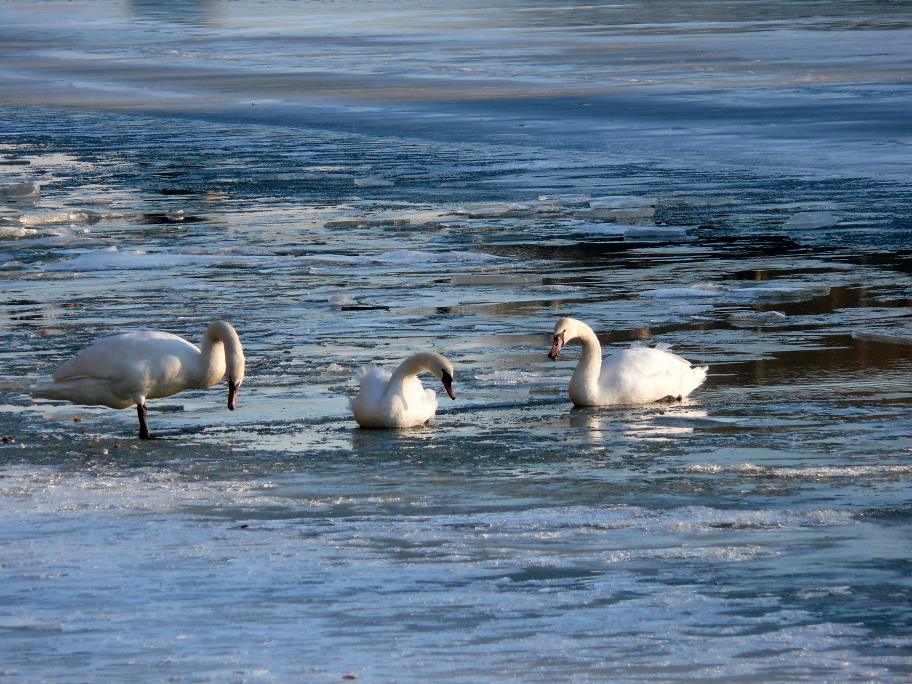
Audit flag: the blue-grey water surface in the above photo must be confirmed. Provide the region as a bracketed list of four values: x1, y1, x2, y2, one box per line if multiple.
[1, 1, 911, 681]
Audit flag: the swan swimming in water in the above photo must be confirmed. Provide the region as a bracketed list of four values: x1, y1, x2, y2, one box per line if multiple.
[32, 321, 245, 439]
[548, 317, 706, 406]
[350, 351, 455, 428]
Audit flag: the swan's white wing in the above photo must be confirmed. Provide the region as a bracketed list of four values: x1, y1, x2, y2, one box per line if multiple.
[53, 331, 197, 382]
[350, 366, 437, 427]
[351, 364, 394, 426]
[49, 331, 202, 404]
[601, 347, 706, 403]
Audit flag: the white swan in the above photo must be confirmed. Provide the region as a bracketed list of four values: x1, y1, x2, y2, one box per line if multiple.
[548, 317, 706, 406]
[32, 321, 245, 439]
[350, 351, 455, 428]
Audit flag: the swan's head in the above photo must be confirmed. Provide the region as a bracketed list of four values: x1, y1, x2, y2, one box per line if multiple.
[226, 337, 245, 411]
[549, 317, 582, 360]
[422, 352, 456, 400]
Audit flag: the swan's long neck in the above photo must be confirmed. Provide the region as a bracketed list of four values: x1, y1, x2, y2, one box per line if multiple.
[569, 323, 602, 404]
[387, 353, 432, 395]
[198, 321, 243, 388]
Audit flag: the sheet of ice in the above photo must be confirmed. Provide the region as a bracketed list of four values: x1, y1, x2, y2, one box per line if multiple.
[674, 303, 714, 316]
[537, 193, 591, 207]
[368, 249, 506, 265]
[0, 226, 37, 239]
[574, 223, 689, 239]
[455, 202, 538, 218]
[45, 247, 268, 271]
[728, 283, 831, 302]
[685, 463, 912, 479]
[473, 369, 539, 385]
[648, 283, 726, 299]
[0, 182, 40, 199]
[17, 210, 101, 226]
[589, 196, 656, 210]
[784, 211, 841, 230]
[729, 310, 788, 325]
[852, 331, 912, 346]
[353, 176, 393, 187]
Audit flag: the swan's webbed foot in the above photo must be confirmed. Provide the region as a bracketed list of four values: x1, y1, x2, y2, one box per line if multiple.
[656, 395, 683, 403]
[137, 403, 155, 440]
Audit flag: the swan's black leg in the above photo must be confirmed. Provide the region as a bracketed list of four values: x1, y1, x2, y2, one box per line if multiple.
[137, 403, 154, 440]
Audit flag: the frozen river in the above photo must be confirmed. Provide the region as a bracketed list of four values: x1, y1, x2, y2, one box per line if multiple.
[1, 1, 911, 681]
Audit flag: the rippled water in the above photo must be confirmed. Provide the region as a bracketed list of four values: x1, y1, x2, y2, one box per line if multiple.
[2, 1, 912, 681]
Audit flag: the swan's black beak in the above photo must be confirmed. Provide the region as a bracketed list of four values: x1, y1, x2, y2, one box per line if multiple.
[548, 336, 563, 360]
[228, 379, 238, 411]
[441, 371, 455, 400]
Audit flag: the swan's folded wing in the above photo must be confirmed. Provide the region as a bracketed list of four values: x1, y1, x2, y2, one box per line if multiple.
[603, 347, 706, 402]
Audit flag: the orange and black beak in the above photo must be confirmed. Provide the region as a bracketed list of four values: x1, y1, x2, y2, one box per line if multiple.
[228, 379, 239, 410]
[441, 370, 455, 400]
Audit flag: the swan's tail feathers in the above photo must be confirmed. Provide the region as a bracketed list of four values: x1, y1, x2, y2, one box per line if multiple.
[685, 364, 709, 396]
[355, 364, 390, 386]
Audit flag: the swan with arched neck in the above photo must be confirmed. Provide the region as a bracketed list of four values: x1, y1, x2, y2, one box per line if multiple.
[350, 351, 455, 428]
[32, 321, 245, 439]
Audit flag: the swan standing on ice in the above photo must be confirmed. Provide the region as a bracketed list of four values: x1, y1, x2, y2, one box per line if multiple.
[548, 317, 706, 406]
[350, 351, 455, 428]
[33, 321, 245, 439]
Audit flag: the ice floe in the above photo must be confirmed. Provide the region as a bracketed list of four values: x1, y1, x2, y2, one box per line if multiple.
[0, 182, 40, 199]
[46, 246, 268, 271]
[536, 193, 591, 207]
[783, 211, 841, 230]
[17, 210, 101, 226]
[455, 202, 539, 219]
[575, 195, 656, 221]
[728, 310, 787, 325]
[574, 223, 689, 239]
[353, 176, 393, 187]
[0, 226, 38, 240]
[728, 283, 830, 301]
[473, 370, 539, 385]
[852, 330, 912, 346]
[649, 281, 830, 304]
[648, 283, 726, 299]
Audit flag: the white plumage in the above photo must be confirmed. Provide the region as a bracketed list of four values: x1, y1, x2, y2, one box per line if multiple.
[32, 321, 245, 438]
[548, 317, 706, 406]
[350, 351, 455, 428]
